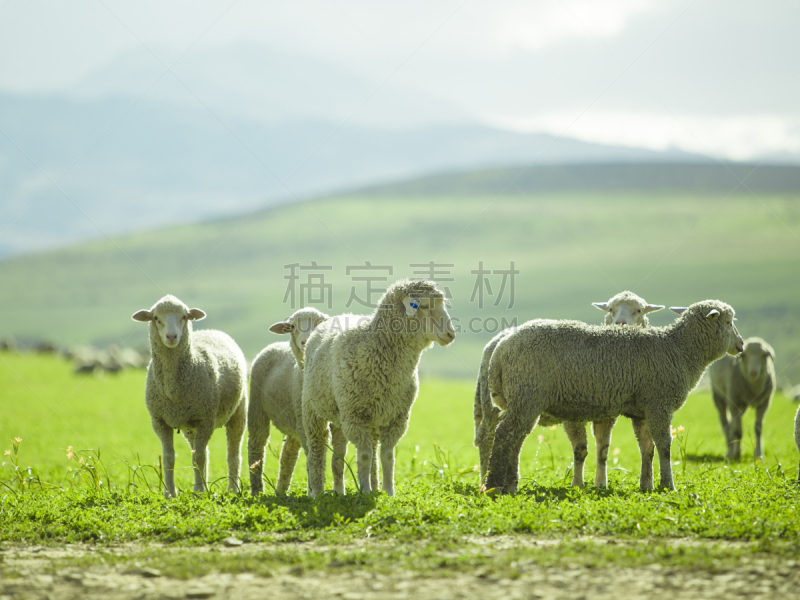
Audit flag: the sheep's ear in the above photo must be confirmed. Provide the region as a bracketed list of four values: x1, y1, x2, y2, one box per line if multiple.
[643, 304, 665, 314]
[670, 306, 688, 315]
[269, 322, 294, 335]
[402, 295, 419, 316]
[764, 344, 775, 359]
[592, 302, 610, 312]
[705, 309, 720, 320]
[187, 308, 206, 321]
[132, 310, 153, 322]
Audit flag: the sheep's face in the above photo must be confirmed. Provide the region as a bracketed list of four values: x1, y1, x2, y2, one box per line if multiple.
[672, 302, 743, 357]
[292, 317, 323, 350]
[593, 294, 663, 327]
[404, 296, 456, 346]
[132, 296, 206, 349]
[718, 313, 744, 357]
[269, 308, 329, 366]
[610, 301, 646, 326]
[737, 339, 774, 381]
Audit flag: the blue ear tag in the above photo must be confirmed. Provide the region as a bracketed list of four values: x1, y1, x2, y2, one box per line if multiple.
[410, 301, 419, 310]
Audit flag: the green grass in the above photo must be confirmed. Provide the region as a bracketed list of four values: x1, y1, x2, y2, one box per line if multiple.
[1, 191, 799, 382]
[2, 353, 800, 577]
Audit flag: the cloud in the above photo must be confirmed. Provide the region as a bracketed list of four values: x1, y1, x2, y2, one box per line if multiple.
[487, 111, 800, 161]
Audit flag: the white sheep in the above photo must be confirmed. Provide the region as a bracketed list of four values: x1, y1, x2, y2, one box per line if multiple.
[302, 279, 455, 497]
[709, 337, 776, 460]
[473, 291, 663, 488]
[592, 290, 664, 327]
[484, 300, 743, 494]
[132, 295, 248, 498]
[247, 308, 330, 495]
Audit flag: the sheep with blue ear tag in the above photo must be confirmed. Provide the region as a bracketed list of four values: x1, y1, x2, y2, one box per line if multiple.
[301, 279, 456, 498]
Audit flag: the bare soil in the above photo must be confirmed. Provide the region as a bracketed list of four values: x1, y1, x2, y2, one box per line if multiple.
[2, 541, 799, 600]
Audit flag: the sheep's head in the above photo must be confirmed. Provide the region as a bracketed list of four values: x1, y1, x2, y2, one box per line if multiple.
[378, 279, 455, 347]
[593, 291, 663, 327]
[670, 300, 744, 359]
[269, 307, 329, 367]
[735, 337, 775, 382]
[132, 295, 205, 349]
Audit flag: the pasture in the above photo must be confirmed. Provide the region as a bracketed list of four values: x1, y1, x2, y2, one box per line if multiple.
[2, 188, 800, 384]
[2, 352, 800, 597]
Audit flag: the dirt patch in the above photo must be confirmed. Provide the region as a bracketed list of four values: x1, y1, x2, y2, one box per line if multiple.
[2, 541, 800, 600]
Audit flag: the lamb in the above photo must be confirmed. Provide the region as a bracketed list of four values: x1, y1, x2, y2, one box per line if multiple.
[247, 307, 329, 495]
[473, 291, 663, 487]
[132, 295, 248, 498]
[484, 300, 743, 494]
[709, 337, 776, 460]
[302, 279, 455, 497]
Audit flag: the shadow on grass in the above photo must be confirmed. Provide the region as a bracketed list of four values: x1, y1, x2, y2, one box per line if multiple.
[685, 453, 725, 463]
[243, 491, 377, 529]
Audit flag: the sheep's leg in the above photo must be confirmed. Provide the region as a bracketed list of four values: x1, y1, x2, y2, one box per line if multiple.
[563, 421, 588, 488]
[473, 377, 483, 447]
[246, 415, 270, 496]
[341, 422, 375, 493]
[379, 416, 410, 497]
[644, 410, 675, 491]
[303, 405, 330, 498]
[754, 402, 768, 461]
[728, 406, 744, 461]
[592, 419, 616, 488]
[225, 399, 246, 493]
[370, 435, 380, 492]
[330, 426, 348, 495]
[506, 432, 529, 495]
[711, 390, 731, 453]
[152, 417, 177, 498]
[631, 417, 654, 492]
[191, 424, 214, 493]
[276, 435, 301, 495]
[484, 404, 540, 494]
[476, 407, 500, 481]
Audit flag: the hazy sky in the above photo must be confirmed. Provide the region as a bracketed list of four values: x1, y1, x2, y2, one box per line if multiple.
[1, 0, 799, 160]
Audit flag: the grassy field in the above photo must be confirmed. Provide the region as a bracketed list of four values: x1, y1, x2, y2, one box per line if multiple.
[2, 352, 800, 580]
[1, 190, 799, 383]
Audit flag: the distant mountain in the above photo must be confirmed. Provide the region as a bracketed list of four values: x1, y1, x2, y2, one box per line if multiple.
[356, 163, 800, 196]
[1, 92, 712, 258]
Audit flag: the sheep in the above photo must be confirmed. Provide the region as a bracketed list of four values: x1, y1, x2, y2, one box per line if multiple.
[709, 337, 776, 461]
[132, 295, 248, 498]
[302, 279, 455, 498]
[473, 291, 663, 488]
[592, 290, 664, 327]
[247, 307, 329, 495]
[483, 300, 743, 494]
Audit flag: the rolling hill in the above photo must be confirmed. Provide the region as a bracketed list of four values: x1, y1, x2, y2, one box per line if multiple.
[1, 164, 799, 383]
[0, 92, 710, 258]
